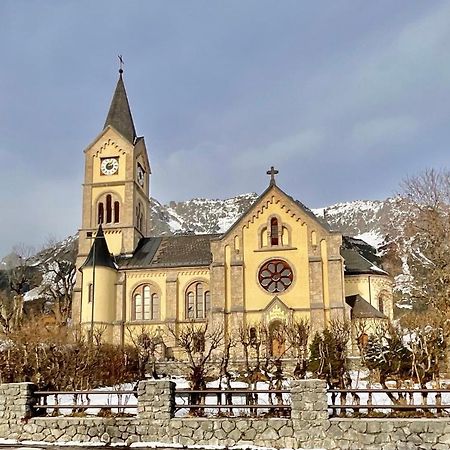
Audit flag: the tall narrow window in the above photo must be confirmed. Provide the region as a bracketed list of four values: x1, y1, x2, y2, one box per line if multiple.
[204, 291, 211, 314]
[143, 286, 151, 320]
[106, 195, 112, 223]
[271, 218, 279, 246]
[186, 292, 194, 319]
[98, 203, 104, 224]
[196, 283, 204, 319]
[114, 201, 120, 223]
[134, 294, 143, 320]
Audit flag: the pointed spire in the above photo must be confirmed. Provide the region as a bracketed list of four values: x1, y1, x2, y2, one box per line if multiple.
[103, 67, 137, 144]
[81, 225, 117, 270]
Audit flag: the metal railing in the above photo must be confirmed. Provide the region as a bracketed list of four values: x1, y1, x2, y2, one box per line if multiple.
[175, 388, 291, 417]
[33, 389, 137, 416]
[328, 388, 450, 417]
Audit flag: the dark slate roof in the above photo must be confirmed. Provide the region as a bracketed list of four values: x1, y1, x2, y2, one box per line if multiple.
[81, 225, 117, 270]
[346, 294, 387, 319]
[118, 234, 219, 269]
[104, 73, 136, 144]
[341, 236, 387, 276]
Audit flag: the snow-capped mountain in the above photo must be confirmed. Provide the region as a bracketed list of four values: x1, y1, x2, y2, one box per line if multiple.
[149, 193, 259, 236]
[149, 194, 401, 250]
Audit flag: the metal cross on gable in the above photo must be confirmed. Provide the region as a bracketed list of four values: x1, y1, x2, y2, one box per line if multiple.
[267, 166, 279, 185]
[118, 54, 124, 74]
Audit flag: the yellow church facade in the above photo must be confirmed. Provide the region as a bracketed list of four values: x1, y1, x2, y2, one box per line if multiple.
[72, 72, 393, 348]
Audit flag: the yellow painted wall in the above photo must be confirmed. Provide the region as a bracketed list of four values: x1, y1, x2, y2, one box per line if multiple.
[345, 274, 394, 319]
[80, 266, 117, 324]
[241, 201, 310, 313]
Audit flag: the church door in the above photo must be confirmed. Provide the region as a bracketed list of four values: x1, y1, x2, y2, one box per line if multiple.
[269, 320, 285, 357]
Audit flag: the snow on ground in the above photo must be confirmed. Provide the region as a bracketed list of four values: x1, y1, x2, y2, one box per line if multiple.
[0, 438, 323, 449]
[39, 371, 450, 418]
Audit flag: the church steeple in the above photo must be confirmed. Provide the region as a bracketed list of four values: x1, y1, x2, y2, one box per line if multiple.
[103, 70, 137, 144]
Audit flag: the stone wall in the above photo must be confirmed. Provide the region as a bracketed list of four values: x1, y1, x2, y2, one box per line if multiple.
[1, 379, 450, 449]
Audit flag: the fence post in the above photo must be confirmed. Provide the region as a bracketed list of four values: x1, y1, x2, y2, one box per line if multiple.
[0, 382, 37, 438]
[137, 379, 175, 420]
[290, 379, 329, 447]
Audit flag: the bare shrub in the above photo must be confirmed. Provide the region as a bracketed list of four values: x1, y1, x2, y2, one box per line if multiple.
[0, 320, 140, 390]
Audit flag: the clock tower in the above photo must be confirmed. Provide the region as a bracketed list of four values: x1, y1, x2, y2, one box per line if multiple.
[78, 69, 151, 258]
[72, 69, 151, 324]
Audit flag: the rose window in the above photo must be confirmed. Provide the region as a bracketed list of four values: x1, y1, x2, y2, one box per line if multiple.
[258, 259, 293, 293]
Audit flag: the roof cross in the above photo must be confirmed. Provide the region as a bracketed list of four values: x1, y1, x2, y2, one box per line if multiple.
[118, 54, 124, 74]
[267, 166, 279, 186]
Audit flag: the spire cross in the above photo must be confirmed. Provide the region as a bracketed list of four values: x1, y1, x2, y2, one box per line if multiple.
[267, 166, 279, 185]
[118, 54, 124, 74]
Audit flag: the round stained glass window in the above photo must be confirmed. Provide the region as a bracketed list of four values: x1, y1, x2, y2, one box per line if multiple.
[258, 259, 293, 293]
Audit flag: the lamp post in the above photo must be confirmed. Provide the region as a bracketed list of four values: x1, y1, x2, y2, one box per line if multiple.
[90, 235, 96, 344]
[86, 230, 102, 345]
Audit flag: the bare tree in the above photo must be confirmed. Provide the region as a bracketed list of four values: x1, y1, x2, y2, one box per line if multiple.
[394, 169, 450, 311]
[169, 321, 223, 416]
[127, 326, 164, 379]
[40, 259, 76, 325]
[285, 318, 310, 379]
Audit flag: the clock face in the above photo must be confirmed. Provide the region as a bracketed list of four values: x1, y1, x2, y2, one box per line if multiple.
[101, 158, 119, 176]
[137, 164, 145, 187]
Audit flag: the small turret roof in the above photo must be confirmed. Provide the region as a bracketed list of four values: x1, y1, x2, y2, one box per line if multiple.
[103, 72, 136, 144]
[81, 225, 117, 270]
[346, 294, 387, 319]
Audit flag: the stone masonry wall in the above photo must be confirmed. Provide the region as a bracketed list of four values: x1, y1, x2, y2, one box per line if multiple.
[1, 379, 450, 449]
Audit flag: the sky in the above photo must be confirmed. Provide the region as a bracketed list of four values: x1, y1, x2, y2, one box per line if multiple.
[1, 1, 450, 258]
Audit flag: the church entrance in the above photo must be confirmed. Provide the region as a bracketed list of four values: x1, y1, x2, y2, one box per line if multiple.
[269, 320, 285, 357]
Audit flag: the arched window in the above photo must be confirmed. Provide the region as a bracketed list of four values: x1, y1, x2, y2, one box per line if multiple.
[271, 218, 279, 246]
[260, 227, 268, 247]
[269, 320, 285, 357]
[136, 202, 144, 231]
[97, 193, 121, 225]
[185, 282, 210, 320]
[132, 285, 160, 321]
[378, 295, 386, 315]
[98, 203, 104, 224]
[186, 292, 194, 319]
[106, 195, 112, 223]
[114, 201, 120, 223]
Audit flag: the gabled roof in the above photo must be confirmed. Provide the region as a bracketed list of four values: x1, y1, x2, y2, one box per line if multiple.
[104, 73, 136, 144]
[118, 234, 220, 269]
[81, 225, 117, 270]
[222, 182, 331, 239]
[346, 294, 387, 319]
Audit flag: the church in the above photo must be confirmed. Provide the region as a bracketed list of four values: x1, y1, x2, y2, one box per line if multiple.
[72, 70, 393, 350]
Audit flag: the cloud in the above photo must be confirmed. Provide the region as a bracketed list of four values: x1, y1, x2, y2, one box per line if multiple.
[351, 116, 419, 149]
[233, 128, 325, 169]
